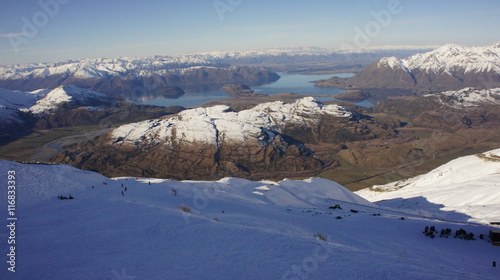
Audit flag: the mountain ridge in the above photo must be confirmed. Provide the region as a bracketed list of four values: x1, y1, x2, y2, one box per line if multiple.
[315, 42, 500, 91]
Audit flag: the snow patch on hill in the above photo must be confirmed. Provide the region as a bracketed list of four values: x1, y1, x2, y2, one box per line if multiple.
[430, 87, 500, 108]
[357, 148, 500, 224]
[112, 97, 351, 146]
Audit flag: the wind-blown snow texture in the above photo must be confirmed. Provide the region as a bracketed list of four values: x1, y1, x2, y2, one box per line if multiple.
[111, 97, 351, 146]
[357, 148, 500, 224]
[0, 156, 498, 279]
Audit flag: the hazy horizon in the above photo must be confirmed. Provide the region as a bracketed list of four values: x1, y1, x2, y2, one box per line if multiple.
[1, 0, 499, 65]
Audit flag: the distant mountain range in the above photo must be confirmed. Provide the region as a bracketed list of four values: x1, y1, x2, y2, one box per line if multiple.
[315, 43, 500, 91]
[0, 46, 434, 95]
[0, 63, 280, 97]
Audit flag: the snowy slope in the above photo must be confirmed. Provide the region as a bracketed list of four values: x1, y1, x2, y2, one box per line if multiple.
[357, 148, 500, 224]
[28, 85, 114, 114]
[0, 88, 46, 109]
[0, 88, 46, 127]
[112, 97, 351, 146]
[0, 160, 498, 279]
[379, 42, 500, 74]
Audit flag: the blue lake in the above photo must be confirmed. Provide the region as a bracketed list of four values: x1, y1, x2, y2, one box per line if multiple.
[134, 72, 372, 108]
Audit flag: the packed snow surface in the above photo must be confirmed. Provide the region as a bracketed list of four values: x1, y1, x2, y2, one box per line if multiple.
[357, 148, 500, 224]
[0, 159, 499, 279]
[111, 97, 351, 146]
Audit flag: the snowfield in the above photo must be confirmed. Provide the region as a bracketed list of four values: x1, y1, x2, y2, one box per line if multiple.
[357, 148, 500, 224]
[1, 150, 499, 279]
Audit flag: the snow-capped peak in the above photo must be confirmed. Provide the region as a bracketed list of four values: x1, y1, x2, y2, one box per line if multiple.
[402, 42, 500, 74]
[28, 85, 113, 114]
[376, 43, 500, 75]
[377, 56, 407, 69]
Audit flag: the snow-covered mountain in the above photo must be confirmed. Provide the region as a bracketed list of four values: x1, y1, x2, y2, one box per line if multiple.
[381, 42, 500, 75]
[0, 45, 436, 94]
[111, 97, 351, 146]
[0, 62, 280, 95]
[1, 157, 498, 279]
[429, 87, 500, 108]
[28, 85, 115, 114]
[316, 42, 500, 91]
[357, 148, 500, 224]
[0, 45, 434, 80]
[0, 88, 36, 122]
[0, 88, 44, 143]
[54, 97, 361, 180]
[0, 56, 217, 80]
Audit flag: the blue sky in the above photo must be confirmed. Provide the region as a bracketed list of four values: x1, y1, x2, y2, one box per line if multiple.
[0, 0, 499, 65]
